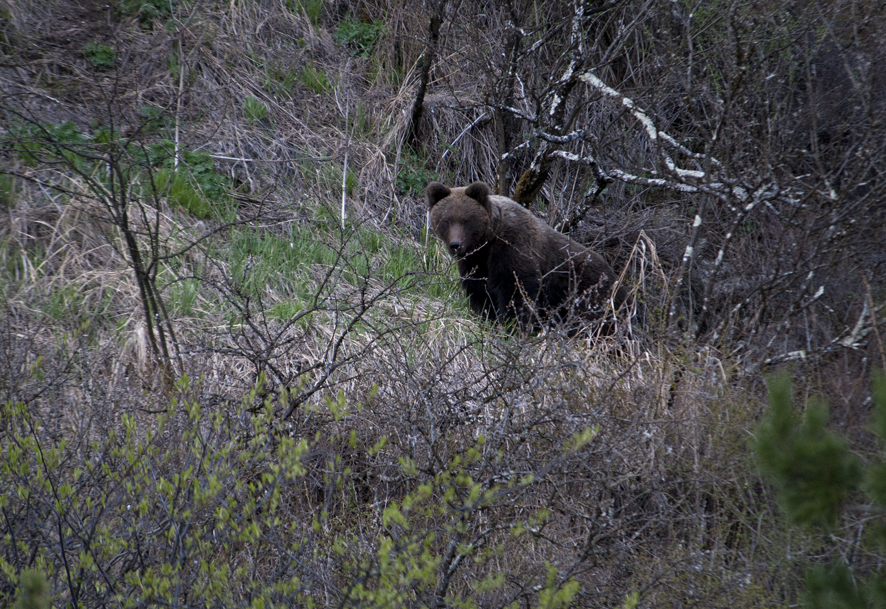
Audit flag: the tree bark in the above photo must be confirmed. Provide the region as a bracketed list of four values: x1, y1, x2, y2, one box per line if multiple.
[406, 0, 447, 149]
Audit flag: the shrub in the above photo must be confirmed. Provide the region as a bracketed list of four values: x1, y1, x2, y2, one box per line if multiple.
[755, 374, 886, 607]
[145, 141, 230, 206]
[13, 569, 50, 609]
[0, 371, 590, 607]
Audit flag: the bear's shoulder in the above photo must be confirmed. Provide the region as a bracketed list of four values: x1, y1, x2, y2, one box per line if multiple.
[488, 195, 570, 249]
[489, 195, 539, 228]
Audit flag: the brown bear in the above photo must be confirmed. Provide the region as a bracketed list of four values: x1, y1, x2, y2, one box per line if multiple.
[426, 180, 629, 333]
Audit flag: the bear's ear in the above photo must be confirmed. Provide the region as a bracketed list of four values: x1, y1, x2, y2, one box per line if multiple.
[464, 182, 491, 210]
[426, 182, 451, 208]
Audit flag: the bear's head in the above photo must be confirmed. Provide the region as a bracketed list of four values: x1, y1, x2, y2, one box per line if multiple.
[426, 181, 493, 259]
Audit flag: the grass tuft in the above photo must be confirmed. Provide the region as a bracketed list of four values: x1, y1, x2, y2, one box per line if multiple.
[334, 18, 385, 58]
[299, 62, 332, 93]
[243, 96, 269, 123]
[82, 40, 115, 70]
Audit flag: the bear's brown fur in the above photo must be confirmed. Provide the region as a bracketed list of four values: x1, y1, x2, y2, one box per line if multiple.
[426, 180, 629, 332]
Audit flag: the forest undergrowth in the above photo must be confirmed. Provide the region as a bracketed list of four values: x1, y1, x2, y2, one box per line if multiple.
[1, 0, 884, 607]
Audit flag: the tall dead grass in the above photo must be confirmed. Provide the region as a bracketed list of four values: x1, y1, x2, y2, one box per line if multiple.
[5, 0, 876, 606]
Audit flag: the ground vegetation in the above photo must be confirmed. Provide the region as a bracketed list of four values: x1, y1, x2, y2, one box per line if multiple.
[1, 0, 884, 606]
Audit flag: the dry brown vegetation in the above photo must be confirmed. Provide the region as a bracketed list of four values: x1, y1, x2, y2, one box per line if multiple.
[1, 0, 884, 607]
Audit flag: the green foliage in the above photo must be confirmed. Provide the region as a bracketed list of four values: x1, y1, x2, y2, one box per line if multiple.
[0, 372, 595, 607]
[755, 375, 862, 527]
[803, 563, 867, 609]
[755, 374, 886, 607]
[287, 0, 324, 25]
[243, 96, 269, 123]
[153, 168, 211, 218]
[82, 40, 116, 71]
[0, 238, 31, 300]
[175, 152, 228, 204]
[13, 569, 50, 609]
[620, 591, 640, 609]
[348, 103, 374, 140]
[2, 122, 229, 218]
[4, 121, 86, 167]
[167, 278, 201, 317]
[138, 104, 171, 132]
[44, 284, 84, 321]
[302, 159, 358, 200]
[145, 141, 230, 211]
[221, 207, 458, 319]
[334, 18, 385, 58]
[0, 377, 313, 608]
[0, 174, 14, 207]
[345, 168, 358, 196]
[228, 225, 337, 302]
[115, 0, 174, 24]
[537, 562, 579, 608]
[395, 149, 435, 195]
[264, 63, 299, 98]
[866, 378, 886, 511]
[298, 63, 332, 93]
[270, 299, 305, 322]
[330, 429, 591, 608]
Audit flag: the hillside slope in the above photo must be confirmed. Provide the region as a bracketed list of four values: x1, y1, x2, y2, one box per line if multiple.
[1, 0, 884, 607]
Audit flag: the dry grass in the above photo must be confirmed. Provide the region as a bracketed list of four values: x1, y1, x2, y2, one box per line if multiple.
[2, 0, 883, 607]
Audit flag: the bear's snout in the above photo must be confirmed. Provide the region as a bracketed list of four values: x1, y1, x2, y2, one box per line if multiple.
[446, 224, 467, 257]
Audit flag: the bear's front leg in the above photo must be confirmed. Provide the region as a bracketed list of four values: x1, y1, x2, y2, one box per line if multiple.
[489, 270, 540, 331]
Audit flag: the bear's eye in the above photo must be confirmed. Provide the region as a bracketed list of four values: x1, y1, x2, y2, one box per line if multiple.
[437, 219, 450, 231]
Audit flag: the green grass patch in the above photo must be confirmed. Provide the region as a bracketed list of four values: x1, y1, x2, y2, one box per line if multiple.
[298, 63, 332, 94]
[115, 0, 174, 25]
[271, 300, 304, 322]
[167, 277, 201, 317]
[153, 169, 212, 219]
[345, 170, 358, 196]
[334, 18, 385, 58]
[287, 0, 324, 24]
[268, 299, 326, 330]
[302, 160, 358, 199]
[349, 221, 464, 300]
[0, 174, 14, 208]
[395, 149, 435, 195]
[416, 233, 466, 301]
[349, 103, 375, 140]
[228, 225, 338, 302]
[243, 96, 269, 123]
[264, 63, 300, 99]
[44, 284, 84, 322]
[2, 122, 231, 219]
[219, 206, 463, 327]
[0, 238, 35, 299]
[82, 41, 116, 71]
